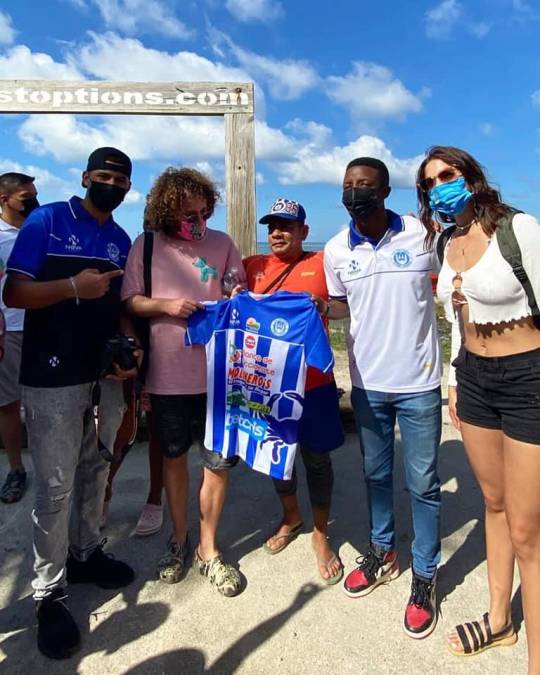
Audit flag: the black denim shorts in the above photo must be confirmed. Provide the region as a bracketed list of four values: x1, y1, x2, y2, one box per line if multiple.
[150, 393, 238, 469]
[454, 347, 540, 444]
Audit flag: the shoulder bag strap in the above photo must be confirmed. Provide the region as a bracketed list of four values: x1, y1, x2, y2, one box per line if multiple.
[261, 252, 307, 294]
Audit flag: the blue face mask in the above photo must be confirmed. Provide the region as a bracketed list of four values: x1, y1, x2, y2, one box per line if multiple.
[428, 177, 473, 217]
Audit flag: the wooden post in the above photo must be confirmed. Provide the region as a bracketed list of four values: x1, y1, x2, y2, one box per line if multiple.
[225, 111, 256, 256]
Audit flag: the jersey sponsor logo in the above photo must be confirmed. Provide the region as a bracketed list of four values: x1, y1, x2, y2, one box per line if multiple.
[66, 234, 82, 252]
[226, 411, 268, 441]
[228, 366, 272, 392]
[230, 308, 240, 326]
[392, 249, 412, 268]
[49, 355, 60, 368]
[245, 335, 256, 349]
[270, 317, 289, 337]
[246, 317, 260, 332]
[348, 259, 361, 274]
[226, 391, 271, 414]
[106, 242, 120, 262]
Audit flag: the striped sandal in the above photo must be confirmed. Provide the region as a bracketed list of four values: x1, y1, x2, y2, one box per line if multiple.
[448, 612, 517, 657]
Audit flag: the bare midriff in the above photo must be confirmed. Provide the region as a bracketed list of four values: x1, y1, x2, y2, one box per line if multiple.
[459, 304, 540, 357]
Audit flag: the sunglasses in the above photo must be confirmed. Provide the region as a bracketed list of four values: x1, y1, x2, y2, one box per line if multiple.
[418, 168, 462, 193]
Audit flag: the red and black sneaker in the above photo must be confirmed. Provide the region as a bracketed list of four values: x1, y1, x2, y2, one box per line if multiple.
[403, 573, 437, 639]
[343, 546, 399, 598]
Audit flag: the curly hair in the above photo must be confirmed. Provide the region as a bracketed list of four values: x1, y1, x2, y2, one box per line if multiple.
[145, 167, 220, 237]
[416, 146, 513, 248]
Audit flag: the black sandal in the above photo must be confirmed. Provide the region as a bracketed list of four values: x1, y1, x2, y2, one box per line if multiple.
[448, 612, 517, 657]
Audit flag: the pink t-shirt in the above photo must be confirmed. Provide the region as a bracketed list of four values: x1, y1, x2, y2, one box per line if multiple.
[121, 229, 245, 395]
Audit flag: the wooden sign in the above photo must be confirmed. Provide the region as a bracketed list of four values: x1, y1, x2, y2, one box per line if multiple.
[0, 80, 253, 115]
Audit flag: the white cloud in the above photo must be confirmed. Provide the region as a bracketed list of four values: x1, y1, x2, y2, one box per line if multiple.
[276, 134, 423, 189]
[480, 122, 495, 135]
[209, 29, 319, 101]
[0, 158, 77, 200]
[226, 0, 283, 23]
[0, 45, 82, 79]
[469, 21, 491, 38]
[326, 62, 425, 121]
[74, 0, 193, 39]
[0, 11, 16, 45]
[72, 32, 251, 85]
[425, 0, 462, 38]
[16, 112, 299, 165]
[532, 90, 540, 109]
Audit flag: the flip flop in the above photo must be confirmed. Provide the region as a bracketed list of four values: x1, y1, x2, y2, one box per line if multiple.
[263, 521, 304, 555]
[315, 552, 344, 586]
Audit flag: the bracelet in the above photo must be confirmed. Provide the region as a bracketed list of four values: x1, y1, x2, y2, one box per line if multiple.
[69, 276, 80, 305]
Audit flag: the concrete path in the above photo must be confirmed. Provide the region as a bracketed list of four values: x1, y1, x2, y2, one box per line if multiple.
[0, 404, 528, 674]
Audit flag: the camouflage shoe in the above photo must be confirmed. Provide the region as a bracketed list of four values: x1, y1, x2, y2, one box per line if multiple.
[194, 549, 241, 597]
[157, 535, 189, 584]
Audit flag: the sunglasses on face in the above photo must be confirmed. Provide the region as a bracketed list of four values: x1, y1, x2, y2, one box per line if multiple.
[418, 168, 462, 193]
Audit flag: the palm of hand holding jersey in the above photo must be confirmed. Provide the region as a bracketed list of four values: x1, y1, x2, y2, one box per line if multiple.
[186, 291, 334, 480]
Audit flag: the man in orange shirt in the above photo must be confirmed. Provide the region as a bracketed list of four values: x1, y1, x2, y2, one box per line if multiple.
[244, 198, 344, 584]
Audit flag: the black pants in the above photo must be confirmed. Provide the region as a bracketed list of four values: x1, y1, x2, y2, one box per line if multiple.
[272, 447, 333, 509]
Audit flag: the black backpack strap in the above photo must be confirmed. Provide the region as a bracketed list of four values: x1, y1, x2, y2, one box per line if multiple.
[143, 231, 154, 298]
[436, 225, 456, 265]
[495, 208, 540, 327]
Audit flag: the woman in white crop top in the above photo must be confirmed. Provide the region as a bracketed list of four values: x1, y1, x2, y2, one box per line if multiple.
[417, 146, 540, 672]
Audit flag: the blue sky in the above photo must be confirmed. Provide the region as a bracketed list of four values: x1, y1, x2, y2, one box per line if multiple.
[0, 0, 539, 243]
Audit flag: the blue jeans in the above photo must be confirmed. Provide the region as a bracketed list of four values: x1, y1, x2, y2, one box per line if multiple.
[351, 386, 442, 579]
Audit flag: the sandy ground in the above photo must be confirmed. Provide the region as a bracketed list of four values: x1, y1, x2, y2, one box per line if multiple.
[0, 363, 529, 674]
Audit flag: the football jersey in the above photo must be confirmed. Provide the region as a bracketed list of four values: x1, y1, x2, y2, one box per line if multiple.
[185, 291, 334, 480]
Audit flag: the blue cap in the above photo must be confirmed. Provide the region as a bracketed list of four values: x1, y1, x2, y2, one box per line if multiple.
[259, 198, 306, 225]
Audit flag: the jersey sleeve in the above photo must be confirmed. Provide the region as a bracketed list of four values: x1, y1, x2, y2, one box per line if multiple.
[304, 305, 334, 374]
[323, 245, 347, 300]
[185, 300, 227, 346]
[121, 234, 144, 300]
[6, 208, 50, 279]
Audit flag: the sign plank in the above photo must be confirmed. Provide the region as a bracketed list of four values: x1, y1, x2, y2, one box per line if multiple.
[0, 80, 254, 115]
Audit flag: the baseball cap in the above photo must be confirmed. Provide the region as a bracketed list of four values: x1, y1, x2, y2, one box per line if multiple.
[259, 198, 306, 225]
[86, 147, 132, 179]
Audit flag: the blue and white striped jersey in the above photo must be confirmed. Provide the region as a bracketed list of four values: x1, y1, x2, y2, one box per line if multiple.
[186, 291, 334, 479]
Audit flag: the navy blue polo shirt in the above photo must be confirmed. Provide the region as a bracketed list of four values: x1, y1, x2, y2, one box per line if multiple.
[7, 196, 131, 387]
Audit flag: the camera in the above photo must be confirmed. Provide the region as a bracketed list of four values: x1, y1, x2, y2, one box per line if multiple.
[99, 335, 139, 378]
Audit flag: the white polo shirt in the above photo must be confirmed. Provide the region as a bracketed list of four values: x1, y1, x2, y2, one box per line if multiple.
[0, 218, 24, 331]
[324, 210, 441, 393]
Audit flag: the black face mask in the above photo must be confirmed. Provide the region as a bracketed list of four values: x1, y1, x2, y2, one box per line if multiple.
[18, 197, 40, 217]
[87, 181, 127, 213]
[342, 187, 381, 222]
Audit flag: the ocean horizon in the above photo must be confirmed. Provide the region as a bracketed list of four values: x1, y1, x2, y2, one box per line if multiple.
[256, 241, 325, 254]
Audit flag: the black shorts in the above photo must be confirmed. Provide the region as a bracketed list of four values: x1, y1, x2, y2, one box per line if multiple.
[454, 347, 540, 444]
[150, 393, 238, 469]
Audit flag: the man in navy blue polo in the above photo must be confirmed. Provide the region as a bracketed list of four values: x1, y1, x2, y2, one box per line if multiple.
[4, 147, 138, 660]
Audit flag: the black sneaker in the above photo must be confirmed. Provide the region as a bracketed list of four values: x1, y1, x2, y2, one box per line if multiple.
[0, 467, 27, 503]
[66, 541, 135, 589]
[36, 589, 80, 659]
[403, 573, 437, 639]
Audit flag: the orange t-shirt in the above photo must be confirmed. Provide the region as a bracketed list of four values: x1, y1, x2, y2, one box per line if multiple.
[243, 251, 334, 390]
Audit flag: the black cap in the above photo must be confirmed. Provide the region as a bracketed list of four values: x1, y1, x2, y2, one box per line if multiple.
[86, 147, 132, 178]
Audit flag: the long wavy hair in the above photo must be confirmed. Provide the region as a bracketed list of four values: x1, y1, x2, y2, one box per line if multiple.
[416, 146, 512, 247]
[145, 167, 220, 237]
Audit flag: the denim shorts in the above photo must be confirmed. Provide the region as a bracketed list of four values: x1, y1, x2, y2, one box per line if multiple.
[150, 393, 238, 469]
[454, 347, 540, 444]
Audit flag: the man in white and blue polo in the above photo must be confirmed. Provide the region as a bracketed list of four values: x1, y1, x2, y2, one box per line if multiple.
[4, 147, 138, 660]
[324, 157, 442, 639]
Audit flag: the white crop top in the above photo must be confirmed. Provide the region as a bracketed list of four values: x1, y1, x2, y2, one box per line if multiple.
[437, 212, 540, 385]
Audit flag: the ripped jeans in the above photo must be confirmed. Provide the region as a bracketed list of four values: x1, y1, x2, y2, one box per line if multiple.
[22, 380, 126, 600]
